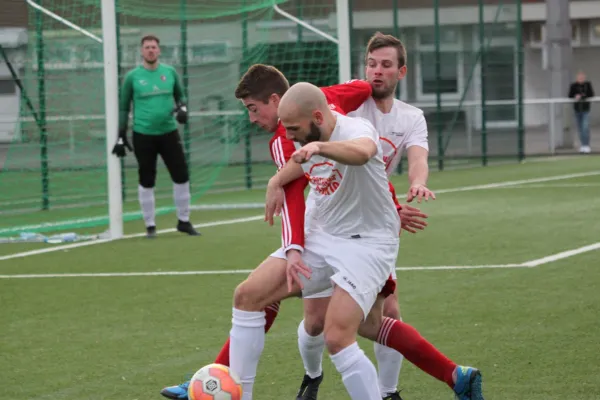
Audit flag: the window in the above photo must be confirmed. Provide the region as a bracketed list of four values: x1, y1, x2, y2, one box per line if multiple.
[571, 20, 582, 46]
[190, 42, 229, 64]
[418, 26, 460, 46]
[529, 22, 543, 47]
[530, 21, 581, 48]
[590, 19, 600, 45]
[419, 52, 460, 95]
[416, 26, 463, 100]
[159, 45, 178, 64]
[0, 79, 17, 95]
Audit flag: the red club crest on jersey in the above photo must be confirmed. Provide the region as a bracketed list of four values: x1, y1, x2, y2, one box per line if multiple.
[160, 75, 166, 81]
[306, 162, 343, 195]
[380, 137, 399, 170]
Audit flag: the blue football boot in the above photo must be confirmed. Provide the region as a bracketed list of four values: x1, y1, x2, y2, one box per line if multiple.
[160, 380, 190, 400]
[453, 366, 484, 400]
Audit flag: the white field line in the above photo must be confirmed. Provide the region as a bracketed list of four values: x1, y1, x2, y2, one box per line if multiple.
[0, 203, 264, 234]
[4, 170, 599, 234]
[396, 170, 600, 199]
[2, 170, 599, 263]
[2, 241, 599, 279]
[395, 264, 523, 271]
[0, 264, 524, 279]
[0, 216, 263, 262]
[481, 183, 600, 189]
[520, 242, 600, 267]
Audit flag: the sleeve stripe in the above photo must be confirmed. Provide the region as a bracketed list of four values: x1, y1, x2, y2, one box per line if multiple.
[272, 137, 285, 169]
[273, 137, 292, 248]
[281, 193, 292, 248]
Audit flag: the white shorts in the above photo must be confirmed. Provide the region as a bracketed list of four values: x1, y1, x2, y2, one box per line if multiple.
[298, 231, 399, 318]
[269, 247, 333, 299]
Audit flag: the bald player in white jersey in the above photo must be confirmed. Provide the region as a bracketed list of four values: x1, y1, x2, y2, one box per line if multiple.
[266, 33, 484, 400]
[279, 81, 400, 400]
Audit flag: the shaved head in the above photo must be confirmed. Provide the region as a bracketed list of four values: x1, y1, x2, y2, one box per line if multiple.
[278, 82, 334, 145]
[279, 82, 329, 119]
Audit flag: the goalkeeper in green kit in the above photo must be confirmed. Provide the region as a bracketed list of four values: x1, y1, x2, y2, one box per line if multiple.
[112, 34, 200, 238]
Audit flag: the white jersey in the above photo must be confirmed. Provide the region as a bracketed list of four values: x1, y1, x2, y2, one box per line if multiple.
[348, 97, 429, 177]
[297, 113, 400, 241]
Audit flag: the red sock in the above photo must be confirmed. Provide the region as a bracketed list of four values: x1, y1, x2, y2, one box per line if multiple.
[377, 317, 456, 388]
[213, 301, 281, 366]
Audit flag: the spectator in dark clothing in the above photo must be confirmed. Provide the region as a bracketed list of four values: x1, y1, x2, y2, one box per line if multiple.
[568, 71, 595, 153]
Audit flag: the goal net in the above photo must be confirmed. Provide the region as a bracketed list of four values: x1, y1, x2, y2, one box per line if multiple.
[0, 0, 344, 241]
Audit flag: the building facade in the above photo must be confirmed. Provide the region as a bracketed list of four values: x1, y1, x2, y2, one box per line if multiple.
[1, 0, 599, 143]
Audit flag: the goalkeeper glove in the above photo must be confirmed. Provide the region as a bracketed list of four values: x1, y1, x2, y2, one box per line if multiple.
[112, 129, 133, 158]
[174, 102, 188, 124]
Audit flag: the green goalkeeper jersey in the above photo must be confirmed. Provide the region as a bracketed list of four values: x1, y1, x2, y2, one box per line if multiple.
[119, 63, 186, 135]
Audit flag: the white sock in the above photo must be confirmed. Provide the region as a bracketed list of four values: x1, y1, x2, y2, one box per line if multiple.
[229, 308, 266, 400]
[173, 182, 191, 222]
[138, 185, 155, 227]
[330, 342, 381, 400]
[374, 342, 404, 396]
[297, 319, 325, 378]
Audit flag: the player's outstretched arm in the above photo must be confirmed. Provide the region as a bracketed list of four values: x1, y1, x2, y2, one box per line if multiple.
[404, 114, 435, 202]
[316, 137, 377, 166]
[406, 145, 435, 203]
[388, 180, 428, 234]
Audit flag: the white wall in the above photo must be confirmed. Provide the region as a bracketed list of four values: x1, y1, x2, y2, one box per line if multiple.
[0, 57, 22, 143]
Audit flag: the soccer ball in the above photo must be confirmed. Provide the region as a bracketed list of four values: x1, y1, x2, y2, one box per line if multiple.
[188, 363, 243, 400]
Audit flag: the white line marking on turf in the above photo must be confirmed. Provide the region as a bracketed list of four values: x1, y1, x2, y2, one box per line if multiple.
[0, 264, 523, 279]
[520, 242, 600, 267]
[3, 170, 599, 263]
[5, 170, 599, 234]
[0, 216, 263, 262]
[482, 183, 600, 190]
[0, 269, 256, 279]
[4, 241, 600, 279]
[396, 170, 600, 198]
[395, 264, 523, 271]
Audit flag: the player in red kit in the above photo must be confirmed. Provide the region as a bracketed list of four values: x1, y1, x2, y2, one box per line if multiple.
[160, 65, 390, 399]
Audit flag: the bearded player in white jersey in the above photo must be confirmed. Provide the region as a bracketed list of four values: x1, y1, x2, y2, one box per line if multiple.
[346, 31, 436, 396]
[279, 81, 402, 400]
[348, 31, 435, 396]
[266, 32, 484, 400]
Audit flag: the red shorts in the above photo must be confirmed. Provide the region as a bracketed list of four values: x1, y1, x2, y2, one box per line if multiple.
[378, 274, 396, 298]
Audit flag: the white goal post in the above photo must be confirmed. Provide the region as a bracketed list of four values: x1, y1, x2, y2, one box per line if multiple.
[272, 0, 352, 83]
[26, 0, 124, 239]
[100, 0, 124, 239]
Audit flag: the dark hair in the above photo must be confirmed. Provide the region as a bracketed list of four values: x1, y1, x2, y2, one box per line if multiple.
[365, 32, 407, 68]
[141, 35, 160, 46]
[235, 64, 290, 103]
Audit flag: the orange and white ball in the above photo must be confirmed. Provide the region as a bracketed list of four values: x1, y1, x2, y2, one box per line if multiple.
[188, 363, 243, 400]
